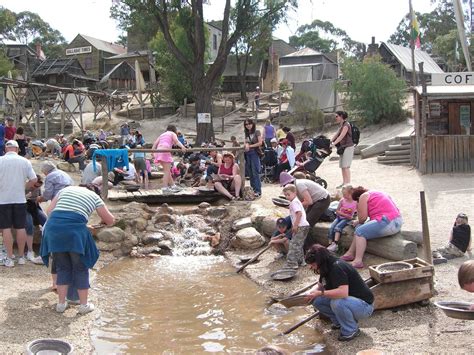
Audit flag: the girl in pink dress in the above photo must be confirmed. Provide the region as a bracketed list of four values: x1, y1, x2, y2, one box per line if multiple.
[152, 125, 186, 192]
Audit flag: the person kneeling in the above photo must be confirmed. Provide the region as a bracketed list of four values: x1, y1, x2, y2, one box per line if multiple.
[304, 245, 374, 341]
[269, 217, 292, 260]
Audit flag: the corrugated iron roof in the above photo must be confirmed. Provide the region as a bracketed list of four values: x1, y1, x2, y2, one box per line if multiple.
[382, 42, 444, 74]
[282, 48, 324, 57]
[79, 34, 127, 55]
[415, 85, 474, 97]
[106, 50, 149, 60]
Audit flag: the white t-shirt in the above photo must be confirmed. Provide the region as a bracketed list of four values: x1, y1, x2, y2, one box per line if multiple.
[289, 197, 310, 227]
[123, 164, 136, 180]
[0, 152, 37, 204]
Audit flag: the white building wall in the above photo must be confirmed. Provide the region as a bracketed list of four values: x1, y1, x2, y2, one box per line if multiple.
[206, 24, 222, 63]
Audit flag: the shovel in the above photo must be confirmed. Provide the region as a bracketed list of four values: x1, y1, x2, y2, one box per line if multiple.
[236, 245, 272, 273]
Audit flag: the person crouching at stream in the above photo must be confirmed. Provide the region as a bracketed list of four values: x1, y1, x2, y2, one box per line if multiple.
[40, 185, 115, 314]
[304, 245, 374, 341]
[282, 184, 309, 269]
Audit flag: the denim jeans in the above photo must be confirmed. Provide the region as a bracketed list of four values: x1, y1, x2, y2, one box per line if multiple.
[355, 215, 403, 240]
[244, 151, 262, 194]
[53, 252, 90, 289]
[25, 210, 48, 236]
[313, 296, 374, 336]
[328, 216, 351, 241]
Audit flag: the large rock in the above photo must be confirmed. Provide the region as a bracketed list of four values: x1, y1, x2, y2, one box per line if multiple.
[57, 161, 76, 172]
[142, 232, 164, 245]
[96, 227, 125, 243]
[121, 234, 139, 255]
[207, 207, 228, 219]
[261, 216, 279, 237]
[232, 217, 253, 231]
[134, 217, 148, 232]
[96, 241, 122, 251]
[232, 227, 265, 249]
[153, 214, 175, 224]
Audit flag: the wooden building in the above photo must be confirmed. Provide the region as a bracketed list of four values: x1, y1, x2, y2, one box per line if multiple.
[31, 58, 97, 89]
[104, 50, 154, 84]
[279, 48, 338, 83]
[413, 72, 474, 173]
[99, 61, 136, 90]
[65, 34, 127, 80]
[4, 44, 44, 80]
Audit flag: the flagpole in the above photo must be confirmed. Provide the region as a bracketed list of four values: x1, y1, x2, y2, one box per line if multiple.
[409, 0, 417, 87]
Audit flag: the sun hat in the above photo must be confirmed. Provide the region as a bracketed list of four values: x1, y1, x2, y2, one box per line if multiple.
[270, 138, 278, 143]
[5, 140, 19, 148]
[279, 172, 295, 187]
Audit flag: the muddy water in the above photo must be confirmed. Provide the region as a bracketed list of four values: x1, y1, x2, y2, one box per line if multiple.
[92, 256, 327, 354]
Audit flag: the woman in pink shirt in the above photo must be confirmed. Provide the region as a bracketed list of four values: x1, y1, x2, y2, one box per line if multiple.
[152, 125, 186, 192]
[341, 187, 402, 269]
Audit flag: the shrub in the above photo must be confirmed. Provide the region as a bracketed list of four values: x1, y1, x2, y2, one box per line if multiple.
[338, 56, 407, 125]
[289, 91, 324, 129]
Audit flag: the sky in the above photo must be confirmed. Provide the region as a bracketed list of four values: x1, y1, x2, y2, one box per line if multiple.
[0, 0, 438, 45]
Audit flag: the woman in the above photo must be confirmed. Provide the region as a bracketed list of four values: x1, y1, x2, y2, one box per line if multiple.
[152, 125, 186, 193]
[14, 126, 27, 156]
[341, 186, 403, 268]
[40, 185, 115, 314]
[304, 245, 374, 342]
[263, 119, 276, 148]
[244, 119, 263, 197]
[213, 153, 242, 200]
[273, 139, 295, 182]
[330, 111, 354, 188]
[205, 146, 223, 186]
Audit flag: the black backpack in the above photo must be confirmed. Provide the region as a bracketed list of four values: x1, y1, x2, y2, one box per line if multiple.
[350, 122, 360, 145]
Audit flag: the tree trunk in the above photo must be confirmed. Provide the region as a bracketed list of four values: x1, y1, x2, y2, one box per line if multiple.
[236, 55, 247, 103]
[193, 79, 215, 145]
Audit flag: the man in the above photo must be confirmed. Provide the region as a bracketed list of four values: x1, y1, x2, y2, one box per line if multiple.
[4, 117, 16, 141]
[305, 245, 374, 341]
[120, 123, 130, 146]
[37, 161, 74, 204]
[81, 158, 102, 185]
[63, 139, 86, 171]
[0, 120, 5, 156]
[42, 136, 62, 158]
[0, 140, 37, 267]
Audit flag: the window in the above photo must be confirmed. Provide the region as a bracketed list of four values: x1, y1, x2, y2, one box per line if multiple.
[84, 57, 93, 70]
[213, 34, 217, 50]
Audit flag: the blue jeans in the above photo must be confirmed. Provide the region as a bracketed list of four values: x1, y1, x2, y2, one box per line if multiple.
[245, 151, 261, 194]
[328, 217, 351, 241]
[25, 210, 48, 236]
[313, 296, 374, 336]
[53, 252, 90, 289]
[355, 215, 403, 240]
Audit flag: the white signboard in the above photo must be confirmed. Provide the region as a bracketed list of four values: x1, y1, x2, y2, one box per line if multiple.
[197, 113, 211, 123]
[432, 72, 474, 86]
[66, 46, 92, 56]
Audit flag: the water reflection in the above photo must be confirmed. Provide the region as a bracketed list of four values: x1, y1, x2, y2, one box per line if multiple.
[92, 257, 327, 354]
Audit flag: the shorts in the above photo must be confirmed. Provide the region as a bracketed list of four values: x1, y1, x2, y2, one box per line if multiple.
[355, 215, 403, 240]
[339, 145, 354, 168]
[0, 203, 27, 229]
[134, 157, 146, 171]
[53, 252, 90, 289]
[154, 152, 173, 164]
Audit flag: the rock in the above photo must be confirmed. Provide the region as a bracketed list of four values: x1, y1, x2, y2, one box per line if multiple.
[153, 214, 175, 224]
[232, 227, 265, 249]
[96, 227, 125, 243]
[57, 162, 76, 172]
[207, 207, 228, 219]
[121, 234, 139, 255]
[198, 202, 211, 209]
[142, 233, 164, 245]
[157, 240, 173, 250]
[261, 216, 279, 237]
[157, 203, 174, 215]
[147, 253, 161, 258]
[96, 241, 122, 251]
[232, 217, 253, 231]
[134, 217, 148, 232]
[112, 249, 123, 258]
[137, 246, 162, 255]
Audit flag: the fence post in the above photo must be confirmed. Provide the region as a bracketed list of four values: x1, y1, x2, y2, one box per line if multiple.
[238, 149, 245, 189]
[278, 92, 282, 117]
[183, 98, 187, 118]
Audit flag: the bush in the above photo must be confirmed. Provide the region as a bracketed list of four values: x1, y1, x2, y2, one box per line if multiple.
[279, 80, 290, 92]
[289, 91, 324, 129]
[338, 56, 407, 125]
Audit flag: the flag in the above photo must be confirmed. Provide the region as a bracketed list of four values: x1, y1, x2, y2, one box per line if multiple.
[410, 8, 421, 49]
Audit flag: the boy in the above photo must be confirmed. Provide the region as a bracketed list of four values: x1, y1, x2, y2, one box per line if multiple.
[269, 217, 292, 259]
[433, 213, 471, 264]
[458, 260, 474, 310]
[283, 184, 310, 269]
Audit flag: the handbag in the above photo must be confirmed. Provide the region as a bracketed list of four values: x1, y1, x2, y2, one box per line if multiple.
[336, 144, 345, 155]
[256, 146, 265, 157]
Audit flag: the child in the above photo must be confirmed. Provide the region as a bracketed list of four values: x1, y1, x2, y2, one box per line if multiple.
[133, 146, 149, 188]
[432, 213, 471, 264]
[327, 185, 357, 252]
[282, 184, 310, 269]
[458, 260, 474, 310]
[230, 135, 240, 148]
[269, 217, 293, 259]
[184, 154, 203, 187]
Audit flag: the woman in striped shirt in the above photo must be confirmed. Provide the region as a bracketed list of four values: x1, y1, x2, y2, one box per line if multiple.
[41, 186, 115, 314]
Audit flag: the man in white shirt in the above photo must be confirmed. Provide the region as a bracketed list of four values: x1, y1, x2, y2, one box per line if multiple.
[0, 140, 37, 267]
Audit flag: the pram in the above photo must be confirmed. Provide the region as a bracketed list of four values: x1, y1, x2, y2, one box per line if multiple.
[290, 135, 331, 188]
[260, 147, 278, 183]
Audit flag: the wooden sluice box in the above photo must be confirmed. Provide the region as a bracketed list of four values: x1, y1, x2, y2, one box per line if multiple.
[367, 258, 435, 310]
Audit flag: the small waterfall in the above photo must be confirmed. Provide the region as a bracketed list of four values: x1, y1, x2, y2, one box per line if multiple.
[170, 215, 214, 257]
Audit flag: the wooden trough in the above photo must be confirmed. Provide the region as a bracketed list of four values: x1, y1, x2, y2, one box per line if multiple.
[107, 188, 223, 204]
[368, 258, 435, 310]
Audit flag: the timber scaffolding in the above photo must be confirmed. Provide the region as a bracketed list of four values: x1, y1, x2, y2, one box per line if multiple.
[0, 77, 121, 139]
[99, 146, 246, 201]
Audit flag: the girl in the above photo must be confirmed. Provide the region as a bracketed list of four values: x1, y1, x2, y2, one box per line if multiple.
[327, 185, 357, 252]
[243, 119, 263, 197]
[213, 153, 242, 200]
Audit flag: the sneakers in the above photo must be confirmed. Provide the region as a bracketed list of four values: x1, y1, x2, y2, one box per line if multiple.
[27, 251, 36, 262]
[78, 303, 95, 314]
[31, 256, 44, 265]
[17, 256, 26, 265]
[1, 257, 14, 268]
[331, 324, 341, 330]
[327, 242, 338, 252]
[56, 302, 68, 313]
[170, 185, 183, 192]
[338, 328, 360, 341]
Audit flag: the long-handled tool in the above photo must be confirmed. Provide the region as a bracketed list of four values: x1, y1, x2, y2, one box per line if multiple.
[279, 311, 320, 336]
[268, 281, 319, 305]
[236, 245, 272, 273]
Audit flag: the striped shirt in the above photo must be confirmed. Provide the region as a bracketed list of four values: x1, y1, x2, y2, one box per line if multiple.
[54, 186, 104, 220]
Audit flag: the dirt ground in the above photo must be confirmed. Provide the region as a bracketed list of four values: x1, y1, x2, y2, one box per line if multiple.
[0, 111, 473, 353]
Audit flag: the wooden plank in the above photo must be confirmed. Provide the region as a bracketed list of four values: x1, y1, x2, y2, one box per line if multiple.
[470, 136, 474, 171]
[463, 136, 469, 172]
[368, 258, 434, 284]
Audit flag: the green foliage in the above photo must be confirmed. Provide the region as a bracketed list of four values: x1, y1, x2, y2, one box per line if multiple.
[338, 57, 407, 125]
[0, 6, 16, 42]
[289, 92, 324, 129]
[279, 81, 290, 92]
[0, 49, 14, 77]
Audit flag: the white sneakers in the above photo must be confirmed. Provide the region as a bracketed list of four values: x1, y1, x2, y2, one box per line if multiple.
[56, 302, 68, 313]
[0, 257, 14, 268]
[17, 256, 26, 265]
[26, 251, 36, 262]
[31, 256, 44, 265]
[78, 303, 95, 314]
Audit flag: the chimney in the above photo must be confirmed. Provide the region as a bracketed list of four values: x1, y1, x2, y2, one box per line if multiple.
[35, 42, 42, 59]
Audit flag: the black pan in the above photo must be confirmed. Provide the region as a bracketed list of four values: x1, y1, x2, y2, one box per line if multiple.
[271, 268, 296, 281]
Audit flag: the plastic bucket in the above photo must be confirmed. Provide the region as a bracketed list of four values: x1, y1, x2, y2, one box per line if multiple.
[26, 339, 73, 355]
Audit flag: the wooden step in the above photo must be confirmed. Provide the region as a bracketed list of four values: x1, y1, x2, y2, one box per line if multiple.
[378, 155, 411, 162]
[377, 157, 411, 163]
[378, 161, 412, 166]
[385, 149, 411, 156]
[388, 144, 411, 151]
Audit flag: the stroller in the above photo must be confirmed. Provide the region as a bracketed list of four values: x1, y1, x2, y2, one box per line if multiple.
[260, 147, 278, 183]
[290, 135, 331, 188]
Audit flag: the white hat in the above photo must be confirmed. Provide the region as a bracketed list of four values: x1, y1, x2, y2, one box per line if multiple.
[5, 140, 19, 148]
[270, 138, 278, 143]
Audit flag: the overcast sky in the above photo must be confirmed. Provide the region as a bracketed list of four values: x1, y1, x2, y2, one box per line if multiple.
[1, 0, 437, 45]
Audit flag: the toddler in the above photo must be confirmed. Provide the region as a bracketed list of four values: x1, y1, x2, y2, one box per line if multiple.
[327, 185, 357, 252]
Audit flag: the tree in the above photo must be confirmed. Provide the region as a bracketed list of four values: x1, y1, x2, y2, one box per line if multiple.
[0, 49, 14, 77]
[0, 6, 16, 42]
[289, 19, 366, 59]
[338, 57, 407, 125]
[112, 0, 297, 144]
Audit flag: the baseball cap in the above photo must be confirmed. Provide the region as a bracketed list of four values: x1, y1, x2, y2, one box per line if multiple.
[5, 140, 19, 148]
[457, 213, 468, 221]
[279, 171, 295, 186]
[270, 138, 277, 143]
[276, 217, 289, 228]
[6, 116, 14, 121]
